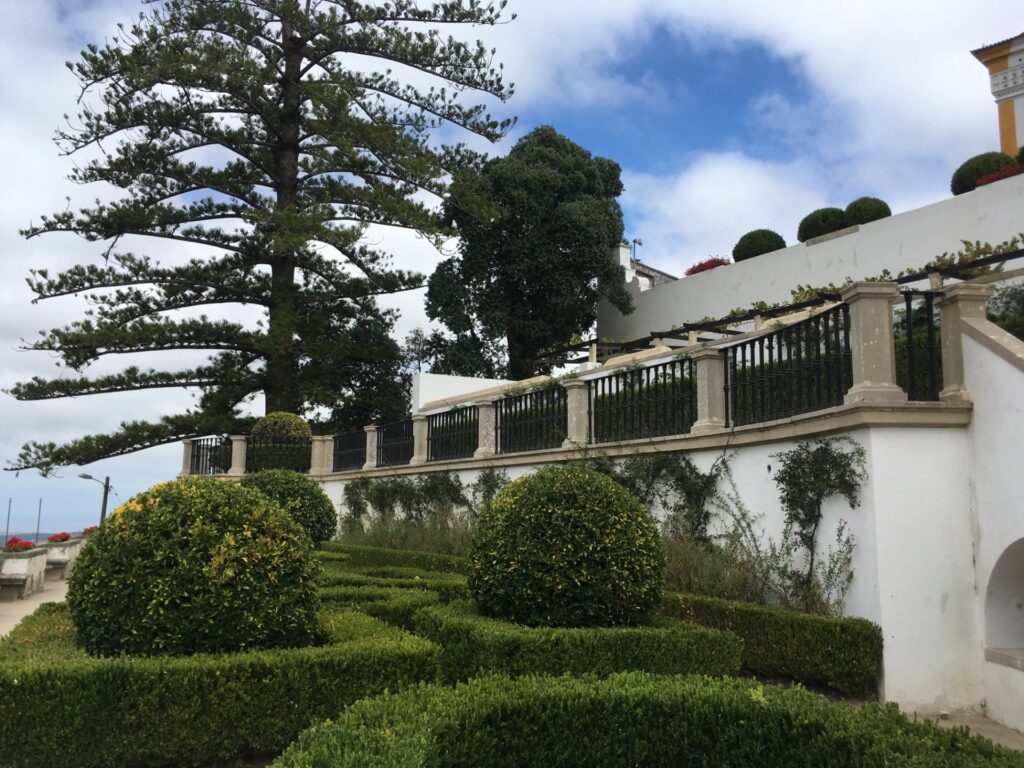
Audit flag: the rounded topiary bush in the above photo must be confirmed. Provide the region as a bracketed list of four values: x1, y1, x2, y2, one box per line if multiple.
[797, 207, 847, 242]
[67, 478, 320, 657]
[732, 228, 786, 262]
[251, 411, 312, 441]
[1018, 145, 1024, 165]
[844, 196, 891, 226]
[241, 469, 337, 542]
[950, 152, 1017, 195]
[468, 464, 664, 627]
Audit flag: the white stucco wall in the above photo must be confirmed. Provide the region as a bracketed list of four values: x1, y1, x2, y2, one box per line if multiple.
[598, 174, 1024, 341]
[963, 333, 1024, 729]
[411, 372, 512, 414]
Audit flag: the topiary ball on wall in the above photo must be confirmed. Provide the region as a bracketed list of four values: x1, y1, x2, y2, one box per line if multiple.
[950, 152, 1017, 195]
[844, 197, 891, 226]
[67, 478, 320, 657]
[732, 229, 786, 262]
[242, 469, 337, 542]
[251, 411, 312, 441]
[797, 207, 848, 243]
[468, 464, 664, 627]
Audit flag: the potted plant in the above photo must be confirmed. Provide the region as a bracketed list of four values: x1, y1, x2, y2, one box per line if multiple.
[0, 536, 49, 596]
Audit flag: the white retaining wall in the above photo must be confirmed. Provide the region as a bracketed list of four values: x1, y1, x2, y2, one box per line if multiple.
[598, 174, 1024, 341]
[318, 314, 1024, 724]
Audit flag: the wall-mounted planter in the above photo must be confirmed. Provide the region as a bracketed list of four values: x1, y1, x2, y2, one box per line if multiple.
[0, 547, 49, 598]
[45, 537, 84, 580]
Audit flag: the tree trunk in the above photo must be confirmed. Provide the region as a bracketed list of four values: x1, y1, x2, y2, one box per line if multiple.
[506, 329, 536, 381]
[265, 14, 303, 414]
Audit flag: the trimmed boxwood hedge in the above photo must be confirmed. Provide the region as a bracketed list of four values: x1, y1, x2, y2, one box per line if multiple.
[0, 603, 440, 768]
[413, 600, 742, 683]
[319, 561, 469, 601]
[319, 585, 442, 628]
[273, 672, 1021, 768]
[659, 592, 882, 695]
[797, 206, 848, 242]
[319, 542, 467, 573]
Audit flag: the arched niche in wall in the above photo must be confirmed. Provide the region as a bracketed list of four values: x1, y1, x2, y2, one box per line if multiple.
[986, 537, 1024, 657]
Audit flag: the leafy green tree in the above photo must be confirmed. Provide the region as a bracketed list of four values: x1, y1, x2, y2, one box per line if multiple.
[426, 125, 632, 380]
[9, 0, 514, 472]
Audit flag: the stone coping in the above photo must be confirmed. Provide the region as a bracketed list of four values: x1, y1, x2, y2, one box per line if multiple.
[310, 400, 972, 481]
[0, 547, 49, 560]
[986, 648, 1024, 673]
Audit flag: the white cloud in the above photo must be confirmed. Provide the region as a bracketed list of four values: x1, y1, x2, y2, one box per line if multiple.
[623, 153, 826, 273]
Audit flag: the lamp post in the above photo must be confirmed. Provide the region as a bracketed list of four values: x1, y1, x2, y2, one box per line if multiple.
[78, 474, 111, 525]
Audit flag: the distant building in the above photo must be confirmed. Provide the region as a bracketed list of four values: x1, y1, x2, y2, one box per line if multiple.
[973, 32, 1024, 155]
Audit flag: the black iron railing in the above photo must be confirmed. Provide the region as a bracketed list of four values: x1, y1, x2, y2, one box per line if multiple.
[896, 290, 942, 401]
[496, 386, 567, 454]
[189, 435, 231, 475]
[427, 406, 479, 462]
[588, 357, 696, 443]
[332, 430, 367, 472]
[723, 303, 852, 427]
[245, 435, 312, 473]
[376, 419, 414, 467]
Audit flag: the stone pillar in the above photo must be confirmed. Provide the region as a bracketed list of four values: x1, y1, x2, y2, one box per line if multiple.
[937, 282, 992, 403]
[409, 414, 428, 466]
[474, 400, 496, 459]
[840, 282, 907, 405]
[362, 425, 378, 471]
[562, 379, 589, 448]
[690, 348, 727, 433]
[179, 439, 193, 477]
[310, 436, 333, 475]
[227, 435, 247, 476]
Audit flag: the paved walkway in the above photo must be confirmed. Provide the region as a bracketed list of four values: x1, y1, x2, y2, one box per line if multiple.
[931, 712, 1024, 752]
[0, 579, 68, 637]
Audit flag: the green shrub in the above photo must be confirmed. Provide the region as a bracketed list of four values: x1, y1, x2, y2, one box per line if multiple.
[0, 604, 440, 768]
[469, 464, 664, 627]
[242, 469, 337, 542]
[844, 196, 891, 226]
[319, 542, 467, 573]
[413, 600, 741, 683]
[319, 585, 441, 628]
[732, 228, 786, 261]
[951, 152, 1017, 195]
[797, 207, 847, 242]
[273, 672, 1018, 768]
[251, 411, 313, 441]
[659, 592, 883, 695]
[67, 478, 320, 657]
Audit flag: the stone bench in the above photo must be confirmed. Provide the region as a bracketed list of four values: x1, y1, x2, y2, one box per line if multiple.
[0, 573, 30, 601]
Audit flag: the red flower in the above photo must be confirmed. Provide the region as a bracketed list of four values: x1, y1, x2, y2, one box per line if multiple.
[48, 532, 72, 543]
[685, 256, 732, 276]
[976, 164, 1024, 187]
[2, 536, 36, 553]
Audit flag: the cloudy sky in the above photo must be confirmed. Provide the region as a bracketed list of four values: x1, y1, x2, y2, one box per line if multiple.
[0, 0, 1014, 531]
